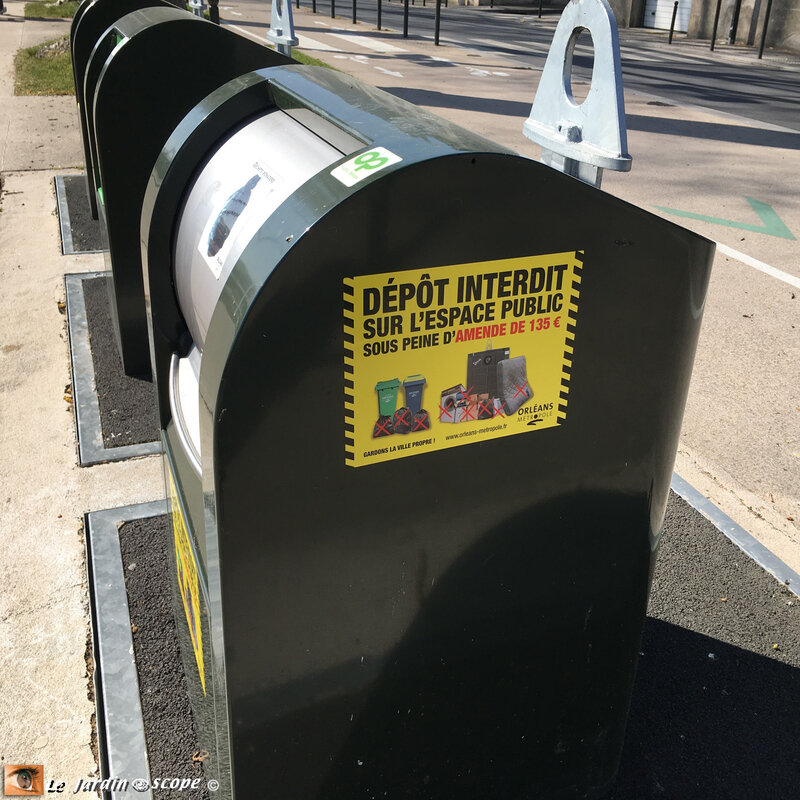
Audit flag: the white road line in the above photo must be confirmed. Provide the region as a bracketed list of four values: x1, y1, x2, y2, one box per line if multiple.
[328, 32, 406, 52]
[375, 66, 403, 77]
[222, 22, 266, 43]
[715, 242, 800, 290]
[476, 37, 528, 55]
[223, 23, 342, 53]
[297, 34, 342, 51]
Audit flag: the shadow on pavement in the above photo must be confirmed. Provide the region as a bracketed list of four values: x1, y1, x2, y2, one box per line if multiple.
[626, 114, 800, 149]
[611, 617, 800, 799]
[384, 85, 530, 117]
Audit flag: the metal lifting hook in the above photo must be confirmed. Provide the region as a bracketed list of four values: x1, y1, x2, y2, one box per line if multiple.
[523, 0, 632, 187]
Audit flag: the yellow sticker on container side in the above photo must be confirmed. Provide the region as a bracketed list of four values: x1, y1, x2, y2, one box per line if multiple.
[344, 250, 583, 468]
[168, 470, 206, 695]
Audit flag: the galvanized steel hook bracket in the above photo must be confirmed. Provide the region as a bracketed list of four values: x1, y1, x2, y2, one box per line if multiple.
[523, 0, 632, 187]
[268, 0, 299, 57]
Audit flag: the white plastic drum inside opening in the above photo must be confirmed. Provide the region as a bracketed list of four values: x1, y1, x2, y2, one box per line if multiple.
[170, 109, 345, 473]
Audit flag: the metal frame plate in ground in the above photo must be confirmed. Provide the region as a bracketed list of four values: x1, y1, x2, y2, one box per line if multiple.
[86, 500, 210, 800]
[85, 500, 167, 800]
[88, 492, 799, 799]
[65, 272, 161, 465]
[55, 175, 106, 255]
[672, 472, 800, 599]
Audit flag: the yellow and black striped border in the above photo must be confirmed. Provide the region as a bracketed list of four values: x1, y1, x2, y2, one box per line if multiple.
[557, 249, 583, 424]
[343, 279, 355, 463]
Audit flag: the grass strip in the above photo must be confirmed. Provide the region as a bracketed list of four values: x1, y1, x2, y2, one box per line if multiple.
[292, 49, 338, 69]
[12, 34, 335, 97]
[24, 1, 79, 18]
[14, 36, 74, 96]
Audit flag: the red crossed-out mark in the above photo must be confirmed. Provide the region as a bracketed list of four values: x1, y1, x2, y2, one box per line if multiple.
[413, 413, 430, 432]
[457, 387, 476, 421]
[477, 398, 494, 418]
[394, 408, 410, 429]
[374, 417, 392, 436]
[493, 404, 505, 418]
[438, 403, 454, 422]
[513, 380, 530, 399]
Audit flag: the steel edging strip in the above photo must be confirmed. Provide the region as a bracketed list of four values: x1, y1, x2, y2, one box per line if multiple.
[65, 273, 161, 465]
[671, 472, 800, 599]
[86, 500, 169, 798]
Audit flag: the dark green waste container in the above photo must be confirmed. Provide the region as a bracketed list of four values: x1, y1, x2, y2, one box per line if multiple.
[128, 57, 713, 800]
[375, 378, 402, 417]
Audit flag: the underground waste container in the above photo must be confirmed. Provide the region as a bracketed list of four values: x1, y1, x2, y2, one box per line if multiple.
[134, 64, 714, 800]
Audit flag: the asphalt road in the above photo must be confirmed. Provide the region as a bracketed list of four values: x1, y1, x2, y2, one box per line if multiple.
[229, 0, 800, 130]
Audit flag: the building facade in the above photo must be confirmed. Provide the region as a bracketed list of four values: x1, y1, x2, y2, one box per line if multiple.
[607, 0, 799, 53]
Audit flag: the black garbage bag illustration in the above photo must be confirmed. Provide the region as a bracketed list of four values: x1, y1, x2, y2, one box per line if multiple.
[412, 409, 431, 432]
[392, 407, 412, 435]
[373, 415, 394, 438]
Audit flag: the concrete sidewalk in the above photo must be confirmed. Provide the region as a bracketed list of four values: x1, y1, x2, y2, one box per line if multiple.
[0, 0, 797, 788]
[0, 2, 82, 171]
[0, 1, 161, 782]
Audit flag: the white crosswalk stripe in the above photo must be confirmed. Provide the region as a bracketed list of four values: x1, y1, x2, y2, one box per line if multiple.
[328, 32, 407, 53]
[297, 34, 342, 51]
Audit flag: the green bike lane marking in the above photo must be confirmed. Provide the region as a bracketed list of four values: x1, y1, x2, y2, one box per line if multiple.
[654, 197, 796, 241]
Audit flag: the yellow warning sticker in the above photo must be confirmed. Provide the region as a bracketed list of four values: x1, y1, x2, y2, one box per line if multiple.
[344, 251, 583, 468]
[167, 470, 206, 695]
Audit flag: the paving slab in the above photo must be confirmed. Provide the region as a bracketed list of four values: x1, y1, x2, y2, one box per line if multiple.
[0, 2, 81, 171]
[0, 170, 162, 781]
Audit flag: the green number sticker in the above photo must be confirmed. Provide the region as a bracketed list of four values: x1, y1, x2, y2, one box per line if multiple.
[331, 147, 402, 187]
[353, 151, 389, 172]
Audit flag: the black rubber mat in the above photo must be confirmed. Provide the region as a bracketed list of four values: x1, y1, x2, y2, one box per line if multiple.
[119, 515, 210, 800]
[124, 494, 799, 799]
[61, 175, 105, 253]
[83, 275, 159, 447]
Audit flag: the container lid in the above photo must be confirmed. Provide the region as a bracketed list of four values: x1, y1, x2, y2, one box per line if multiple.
[403, 375, 427, 386]
[375, 378, 401, 391]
